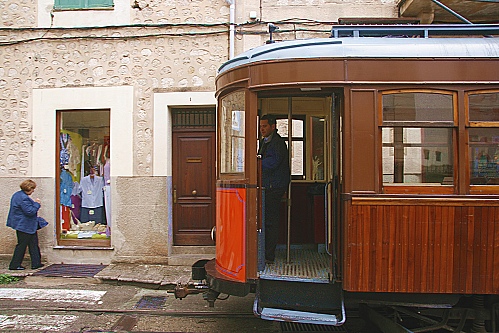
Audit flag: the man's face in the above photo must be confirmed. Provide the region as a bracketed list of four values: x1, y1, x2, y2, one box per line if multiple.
[260, 119, 275, 138]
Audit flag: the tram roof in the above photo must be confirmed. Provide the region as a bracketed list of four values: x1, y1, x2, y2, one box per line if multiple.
[218, 24, 499, 74]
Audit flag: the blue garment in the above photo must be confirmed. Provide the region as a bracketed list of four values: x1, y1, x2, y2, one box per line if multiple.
[60, 169, 73, 207]
[6, 190, 41, 235]
[259, 131, 291, 190]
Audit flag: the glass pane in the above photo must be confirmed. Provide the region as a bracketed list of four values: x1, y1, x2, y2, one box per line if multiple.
[290, 141, 303, 176]
[469, 128, 499, 185]
[382, 127, 453, 185]
[276, 119, 304, 138]
[276, 118, 305, 178]
[383, 92, 453, 122]
[469, 92, 499, 122]
[220, 91, 245, 174]
[60, 110, 110, 240]
[311, 116, 325, 181]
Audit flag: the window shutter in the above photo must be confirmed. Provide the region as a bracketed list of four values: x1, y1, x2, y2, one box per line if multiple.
[54, 0, 113, 9]
[54, 0, 83, 9]
[87, 0, 113, 8]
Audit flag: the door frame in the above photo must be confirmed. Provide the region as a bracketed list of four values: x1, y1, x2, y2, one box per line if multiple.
[152, 92, 217, 251]
[172, 127, 216, 245]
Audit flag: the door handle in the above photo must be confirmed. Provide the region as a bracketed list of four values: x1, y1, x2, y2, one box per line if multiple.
[173, 189, 177, 203]
[192, 190, 197, 195]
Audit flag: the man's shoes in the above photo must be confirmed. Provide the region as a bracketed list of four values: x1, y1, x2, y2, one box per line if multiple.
[31, 264, 44, 269]
[9, 266, 25, 270]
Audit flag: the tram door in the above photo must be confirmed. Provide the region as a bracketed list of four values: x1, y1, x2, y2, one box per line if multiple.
[258, 94, 339, 275]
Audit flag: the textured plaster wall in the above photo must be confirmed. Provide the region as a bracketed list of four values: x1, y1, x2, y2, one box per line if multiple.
[0, 176, 169, 265]
[109, 176, 170, 264]
[0, 27, 226, 177]
[0, 177, 53, 261]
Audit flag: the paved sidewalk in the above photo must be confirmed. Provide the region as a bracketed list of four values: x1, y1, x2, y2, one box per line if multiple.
[0, 260, 193, 289]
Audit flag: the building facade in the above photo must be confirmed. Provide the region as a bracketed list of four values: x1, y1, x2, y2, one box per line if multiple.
[0, 0, 492, 266]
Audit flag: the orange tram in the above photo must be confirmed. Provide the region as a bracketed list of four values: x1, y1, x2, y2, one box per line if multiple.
[183, 24, 499, 332]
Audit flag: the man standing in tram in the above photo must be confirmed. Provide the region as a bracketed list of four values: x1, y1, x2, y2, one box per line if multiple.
[258, 115, 291, 264]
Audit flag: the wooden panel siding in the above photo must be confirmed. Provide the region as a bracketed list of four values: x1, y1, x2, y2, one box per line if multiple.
[344, 198, 499, 294]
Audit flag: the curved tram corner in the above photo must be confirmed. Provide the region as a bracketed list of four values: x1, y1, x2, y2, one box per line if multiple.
[172, 24, 499, 333]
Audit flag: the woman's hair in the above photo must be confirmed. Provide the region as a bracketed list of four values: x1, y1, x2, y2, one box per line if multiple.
[20, 179, 37, 192]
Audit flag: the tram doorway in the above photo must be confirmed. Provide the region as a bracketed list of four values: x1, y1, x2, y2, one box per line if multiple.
[258, 93, 341, 279]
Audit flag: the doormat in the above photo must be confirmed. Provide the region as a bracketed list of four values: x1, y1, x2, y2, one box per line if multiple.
[32, 264, 107, 277]
[134, 296, 167, 309]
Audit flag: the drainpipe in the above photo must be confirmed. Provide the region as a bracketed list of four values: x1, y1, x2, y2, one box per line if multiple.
[226, 0, 235, 59]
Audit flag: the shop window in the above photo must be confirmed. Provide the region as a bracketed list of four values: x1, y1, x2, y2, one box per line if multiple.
[54, 0, 113, 10]
[381, 91, 456, 193]
[57, 110, 111, 246]
[467, 91, 499, 190]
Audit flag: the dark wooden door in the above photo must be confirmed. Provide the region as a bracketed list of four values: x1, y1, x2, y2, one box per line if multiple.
[173, 130, 215, 245]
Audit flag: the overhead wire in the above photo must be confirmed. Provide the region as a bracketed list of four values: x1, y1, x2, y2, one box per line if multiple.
[0, 19, 336, 46]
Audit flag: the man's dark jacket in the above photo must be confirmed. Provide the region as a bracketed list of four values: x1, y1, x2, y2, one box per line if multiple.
[259, 131, 290, 189]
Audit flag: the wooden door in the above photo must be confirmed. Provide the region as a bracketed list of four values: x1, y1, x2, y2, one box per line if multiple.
[173, 130, 215, 245]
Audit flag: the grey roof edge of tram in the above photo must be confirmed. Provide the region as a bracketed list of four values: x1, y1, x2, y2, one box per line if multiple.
[217, 24, 499, 74]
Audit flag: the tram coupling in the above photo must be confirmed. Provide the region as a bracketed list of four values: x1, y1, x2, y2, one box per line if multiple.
[170, 259, 217, 306]
[171, 282, 209, 300]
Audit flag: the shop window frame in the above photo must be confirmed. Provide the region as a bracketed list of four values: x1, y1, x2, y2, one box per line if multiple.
[379, 89, 458, 195]
[466, 90, 499, 195]
[56, 109, 111, 247]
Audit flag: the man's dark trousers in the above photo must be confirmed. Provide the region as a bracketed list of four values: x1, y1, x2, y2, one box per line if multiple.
[264, 187, 286, 262]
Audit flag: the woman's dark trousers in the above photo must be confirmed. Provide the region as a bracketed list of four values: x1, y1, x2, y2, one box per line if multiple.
[9, 230, 41, 269]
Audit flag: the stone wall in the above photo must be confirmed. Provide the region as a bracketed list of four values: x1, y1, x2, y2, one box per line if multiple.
[0, 27, 227, 176]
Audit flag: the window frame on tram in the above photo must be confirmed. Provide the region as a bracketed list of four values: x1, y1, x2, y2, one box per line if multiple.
[379, 89, 458, 195]
[466, 90, 499, 194]
[219, 90, 246, 178]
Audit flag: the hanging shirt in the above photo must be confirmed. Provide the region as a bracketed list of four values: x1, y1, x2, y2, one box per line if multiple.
[78, 175, 105, 208]
[60, 169, 74, 207]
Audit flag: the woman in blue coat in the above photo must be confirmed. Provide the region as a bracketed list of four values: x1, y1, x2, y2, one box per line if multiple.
[6, 179, 44, 270]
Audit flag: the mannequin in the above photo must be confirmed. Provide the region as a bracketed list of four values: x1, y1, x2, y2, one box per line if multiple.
[78, 168, 105, 224]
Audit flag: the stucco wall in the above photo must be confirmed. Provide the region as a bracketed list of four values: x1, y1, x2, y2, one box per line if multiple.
[0, 176, 170, 264]
[0, 27, 226, 177]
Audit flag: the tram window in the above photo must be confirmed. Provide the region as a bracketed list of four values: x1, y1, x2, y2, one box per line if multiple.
[382, 128, 453, 184]
[381, 92, 455, 187]
[469, 92, 499, 122]
[220, 91, 245, 174]
[276, 117, 305, 179]
[311, 116, 325, 181]
[467, 91, 499, 187]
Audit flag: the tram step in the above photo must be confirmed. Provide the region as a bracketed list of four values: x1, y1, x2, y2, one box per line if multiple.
[254, 278, 345, 326]
[257, 278, 343, 310]
[261, 307, 339, 325]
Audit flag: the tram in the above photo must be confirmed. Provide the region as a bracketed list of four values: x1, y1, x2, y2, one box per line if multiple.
[181, 24, 499, 332]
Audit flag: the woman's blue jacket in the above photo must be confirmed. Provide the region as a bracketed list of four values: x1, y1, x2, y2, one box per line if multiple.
[6, 190, 41, 234]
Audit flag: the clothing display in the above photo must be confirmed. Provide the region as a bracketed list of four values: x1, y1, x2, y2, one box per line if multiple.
[58, 130, 111, 240]
[77, 174, 105, 224]
[60, 169, 73, 207]
[70, 181, 82, 221]
[78, 175, 105, 209]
